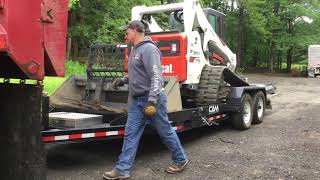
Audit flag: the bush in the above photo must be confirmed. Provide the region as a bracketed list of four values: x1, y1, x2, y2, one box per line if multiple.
[65, 60, 87, 76]
[291, 68, 300, 77]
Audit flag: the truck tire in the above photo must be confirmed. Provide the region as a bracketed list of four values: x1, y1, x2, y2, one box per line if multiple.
[252, 91, 266, 124]
[195, 65, 227, 106]
[231, 93, 253, 130]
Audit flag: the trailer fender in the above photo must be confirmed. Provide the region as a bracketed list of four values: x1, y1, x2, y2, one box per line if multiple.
[227, 86, 267, 110]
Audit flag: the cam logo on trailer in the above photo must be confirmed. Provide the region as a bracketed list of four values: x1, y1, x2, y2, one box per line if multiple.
[209, 105, 219, 114]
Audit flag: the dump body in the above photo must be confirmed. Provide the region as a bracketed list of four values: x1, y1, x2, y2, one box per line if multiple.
[0, 0, 68, 80]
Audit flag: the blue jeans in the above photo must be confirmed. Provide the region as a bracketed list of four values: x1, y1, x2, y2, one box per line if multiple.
[115, 91, 187, 176]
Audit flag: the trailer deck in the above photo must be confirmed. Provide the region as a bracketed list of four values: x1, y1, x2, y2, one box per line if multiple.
[42, 85, 271, 143]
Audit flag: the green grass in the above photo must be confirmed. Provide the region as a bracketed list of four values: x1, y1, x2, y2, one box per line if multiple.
[280, 63, 308, 70]
[65, 60, 87, 76]
[43, 60, 87, 95]
[43, 76, 67, 95]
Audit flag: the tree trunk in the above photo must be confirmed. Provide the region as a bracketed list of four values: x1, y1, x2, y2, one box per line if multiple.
[66, 37, 72, 61]
[231, 0, 235, 12]
[268, 0, 280, 73]
[68, 10, 76, 60]
[253, 46, 259, 68]
[287, 47, 293, 72]
[287, 19, 293, 72]
[72, 38, 78, 59]
[269, 40, 275, 72]
[236, 5, 245, 69]
[266, 45, 269, 68]
[277, 50, 282, 71]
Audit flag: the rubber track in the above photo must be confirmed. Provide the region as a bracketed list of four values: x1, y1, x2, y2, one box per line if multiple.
[195, 65, 227, 106]
[194, 65, 250, 106]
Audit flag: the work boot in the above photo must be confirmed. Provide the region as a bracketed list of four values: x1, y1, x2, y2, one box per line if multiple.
[165, 159, 189, 174]
[103, 169, 130, 180]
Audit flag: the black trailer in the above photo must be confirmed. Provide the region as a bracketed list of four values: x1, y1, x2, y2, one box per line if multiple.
[41, 44, 272, 144]
[42, 86, 272, 143]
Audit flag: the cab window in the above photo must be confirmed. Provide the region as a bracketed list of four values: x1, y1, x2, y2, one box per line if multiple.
[207, 15, 217, 32]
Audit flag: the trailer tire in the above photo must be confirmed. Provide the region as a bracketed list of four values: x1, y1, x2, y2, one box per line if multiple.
[252, 91, 266, 124]
[231, 93, 253, 130]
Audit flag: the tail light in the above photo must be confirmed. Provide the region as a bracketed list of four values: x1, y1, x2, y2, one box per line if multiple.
[159, 43, 178, 52]
[157, 40, 180, 56]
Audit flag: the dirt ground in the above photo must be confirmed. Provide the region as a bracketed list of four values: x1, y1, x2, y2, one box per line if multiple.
[46, 73, 320, 180]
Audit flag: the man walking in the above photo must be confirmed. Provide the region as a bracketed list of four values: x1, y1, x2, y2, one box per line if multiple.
[103, 20, 188, 179]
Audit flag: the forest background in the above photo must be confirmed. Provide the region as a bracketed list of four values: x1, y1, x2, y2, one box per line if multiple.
[67, 0, 320, 73]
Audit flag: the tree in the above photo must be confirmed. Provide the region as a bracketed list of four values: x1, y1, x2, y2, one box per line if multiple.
[67, 0, 159, 59]
[66, 0, 320, 73]
[68, 0, 79, 10]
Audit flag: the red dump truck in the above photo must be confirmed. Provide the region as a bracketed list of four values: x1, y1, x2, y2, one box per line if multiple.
[0, 0, 67, 79]
[0, 0, 68, 179]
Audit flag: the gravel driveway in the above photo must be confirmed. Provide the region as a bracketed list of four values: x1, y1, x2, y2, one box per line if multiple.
[47, 74, 320, 180]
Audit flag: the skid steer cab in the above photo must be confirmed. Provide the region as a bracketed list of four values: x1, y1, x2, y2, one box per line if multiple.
[148, 8, 227, 82]
[42, 0, 273, 144]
